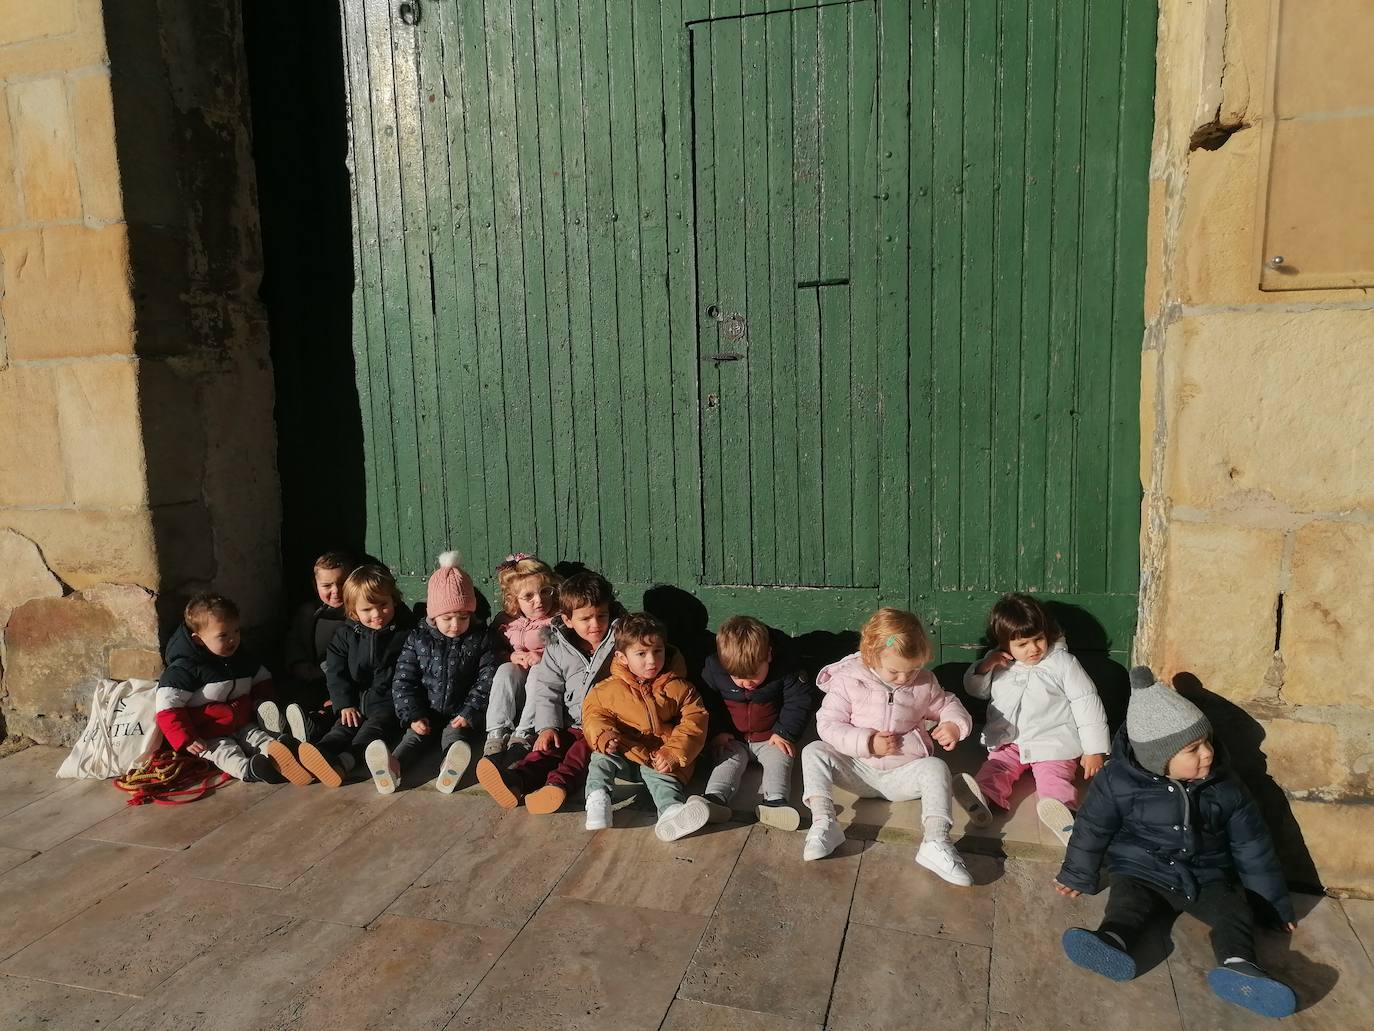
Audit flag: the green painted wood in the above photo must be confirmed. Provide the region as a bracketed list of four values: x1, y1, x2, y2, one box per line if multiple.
[341, 0, 1155, 656]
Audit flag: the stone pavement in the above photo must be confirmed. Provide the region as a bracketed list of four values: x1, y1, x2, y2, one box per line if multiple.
[1, 745, 1371, 1030]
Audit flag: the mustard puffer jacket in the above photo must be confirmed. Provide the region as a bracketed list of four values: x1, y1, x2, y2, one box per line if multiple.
[581, 648, 708, 783]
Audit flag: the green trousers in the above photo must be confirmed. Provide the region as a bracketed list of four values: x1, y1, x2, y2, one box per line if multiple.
[585, 752, 685, 815]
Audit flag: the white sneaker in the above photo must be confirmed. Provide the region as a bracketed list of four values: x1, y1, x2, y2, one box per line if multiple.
[655, 796, 711, 842]
[802, 818, 846, 861]
[585, 788, 613, 831]
[257, 701, 283, 734]
[364, 739, 399, 795]
[285, 703, 311, 742]
[915, 839, 973, 886]
[957, 772, 994, 828]
[483, 732, 509, 757]
[1037, 798, 1076, 847]
[435, 740, 473, 794]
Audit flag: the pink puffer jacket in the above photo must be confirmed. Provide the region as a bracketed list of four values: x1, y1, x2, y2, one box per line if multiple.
[494, 613, 553, 657]
[815, 653, 973, 769]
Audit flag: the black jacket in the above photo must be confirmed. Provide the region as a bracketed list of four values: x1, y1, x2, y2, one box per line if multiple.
[1058, 726, 1294, 923]
[391, 620, 499, 727]
[700, 628, 812, 743]
[324, 606, 416, 714]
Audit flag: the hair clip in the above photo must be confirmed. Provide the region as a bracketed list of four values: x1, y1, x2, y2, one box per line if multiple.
[885, 635, 898, 647]
[496, 551, 533, 572]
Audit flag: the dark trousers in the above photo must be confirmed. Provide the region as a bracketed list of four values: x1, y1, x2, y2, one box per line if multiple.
[1099, 875, 1255, 965]
[315, 707, 401, 764]
[392, 721, 479, 768]
[509, 728, 591, 793]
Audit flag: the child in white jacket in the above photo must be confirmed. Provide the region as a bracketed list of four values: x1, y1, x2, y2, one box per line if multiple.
[800, 608, 974, 886]
[961, 593, 1109, 846]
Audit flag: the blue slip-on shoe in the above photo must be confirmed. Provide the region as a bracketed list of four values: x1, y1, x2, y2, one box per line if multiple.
[1207, 961, 1297, 1018]
[1062, 927, 1137, 982]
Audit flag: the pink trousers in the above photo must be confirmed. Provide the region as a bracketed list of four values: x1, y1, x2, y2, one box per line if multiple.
[974, 743, 1079, 809]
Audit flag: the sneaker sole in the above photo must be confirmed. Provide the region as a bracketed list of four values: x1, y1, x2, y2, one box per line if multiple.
[656, 798, 711, 842]
[257, 702, 284, 735]
[297, 743, 344, 788]
[957, 773, 995, 828]
[286, 705, 309, 743]
[365, 740, 398, 795]
[1206, 966, 1297, 1018]
[475, 757, 522, 809]
[524, 784, 567, 815]
[756, 803, 801, 832]
[1037, 798, 1076, 847]
[436, 741, 473, 794]
[1062, 928, 1137, 982]
[265, 740, 314, 786]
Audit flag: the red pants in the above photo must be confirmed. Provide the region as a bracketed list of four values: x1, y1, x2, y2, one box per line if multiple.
[974, 743, 1079, 809]
[509, 727, 591, 793]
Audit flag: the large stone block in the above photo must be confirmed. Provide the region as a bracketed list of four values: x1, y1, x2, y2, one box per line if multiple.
[1164, 312, 1374, 513]
[8, 77, 81, 221]
[1, 584, 158, 745]
[0, 224, 135, 360]
[0, 365, 65, 505]
[68, 71, 121, 222]
[52, 359, 146, 508]
[1283, 522, 1374, 708]
[1260, 717, 1346, 797]
[0, 0, 79, 46]
[0, 529, 63, 630]
[0, 509, 158, 589]
[0, 0, 105, 81]
[0, 87, 19, 228]
[1288, 800, 1374, 896]
[1158, 521, 1283, 692]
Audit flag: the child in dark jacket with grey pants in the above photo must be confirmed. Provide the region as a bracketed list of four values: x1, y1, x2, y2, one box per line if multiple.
[1054, 666, 1298, 1019]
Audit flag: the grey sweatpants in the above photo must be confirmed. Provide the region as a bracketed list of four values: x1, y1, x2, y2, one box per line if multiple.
[704, 738, 793, 802]
[485, 662, 539, 739]
[801, 741, 953, 827]
[202, 724, 274, 780]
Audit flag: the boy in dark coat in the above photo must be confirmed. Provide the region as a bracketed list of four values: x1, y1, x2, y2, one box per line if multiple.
[1054, 666, 1298, 1019]
[365, 552, 499, 794]
[699, 616, 811, 830]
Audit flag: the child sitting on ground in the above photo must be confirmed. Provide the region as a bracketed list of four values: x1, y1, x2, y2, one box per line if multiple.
[475, 570, 622, 815]
[698, 616, 810, 830]
[260, 549, 355, 744]
[289, 565, 415, 787]
[155, 592, 284, 783]
[800, 607, 974, 886]
[483, 553, 559, 757]
[1054, 666, 1297, 1019]
[580, 612, 713, 841]
[961, 593, 1109, 844]
[366, 552, 498, 794]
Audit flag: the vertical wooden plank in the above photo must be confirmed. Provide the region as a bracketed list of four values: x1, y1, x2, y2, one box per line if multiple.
[907, 0, 934, 613]
[817, 2, 853, 586]
[987, 1, 1028, 592]
[1017, 0, 1057, 590]
[877, 0, 910, 606]
[959, 0, 996, 591]
[848, 0, 879, 589]
[792, 6, 824, 586]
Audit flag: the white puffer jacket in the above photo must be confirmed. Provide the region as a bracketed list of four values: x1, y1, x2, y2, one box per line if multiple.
[962, 639, 1110, 762]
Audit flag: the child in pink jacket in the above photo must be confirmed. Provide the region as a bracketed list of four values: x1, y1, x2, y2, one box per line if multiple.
[800, 608, 975, 885]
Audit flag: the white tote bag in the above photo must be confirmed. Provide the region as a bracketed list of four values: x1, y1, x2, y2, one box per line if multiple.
[57, 678, 164, 779]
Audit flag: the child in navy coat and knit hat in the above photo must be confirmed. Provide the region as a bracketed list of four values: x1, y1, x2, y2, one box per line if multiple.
[1054, 666, 1298, 1019]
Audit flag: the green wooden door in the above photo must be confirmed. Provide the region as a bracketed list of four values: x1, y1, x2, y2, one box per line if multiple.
[336, 0, 1155, 661]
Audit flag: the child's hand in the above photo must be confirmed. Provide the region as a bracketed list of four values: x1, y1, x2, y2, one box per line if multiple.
[650, 751, 674, 774]
[870, 731, 902, 757]
[767, 733, 795, 758]
[711, 731, 735, 758]
[187, 739, 208, 756]
[930, 721, 961, 751]
[604, 734, 622, 754]
[1081, 753, 1106, 779]
[411, 718, 431, 735]
[450, 715, 469, 730]
[535, 728, 562, 753]
[511, 650, 536, 670]
[340, 707, 362, 728]
[1053, 881, 1082, 898]
[977, 652, 1013, 675]
[1284, 922, 1298, 933]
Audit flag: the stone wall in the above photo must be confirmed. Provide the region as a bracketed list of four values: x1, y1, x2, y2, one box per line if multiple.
[1140, 0, 1374, 894]
[0, 0, 279, 745]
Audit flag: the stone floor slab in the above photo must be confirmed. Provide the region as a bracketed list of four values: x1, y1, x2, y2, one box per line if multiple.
[987, 858, 1183, 1029]
[387, 806, 587, 929]
[270, 914, 514, 1030]
[159, 778, 393, 888]
[1341, 897, 1374, 962]
[0, 776, 132, 851]
[678, 825, 863, 1024]
[271, 789, 478, 927]
[0, 746, 68, 819]
[0, 871, 277, 995]
[827, 922, 990, 1031]
[449, 895, 705, 1030]
[850, 841, 999, 946]
[1167, 893, 1372, 1029]
[80, 780, 279, 852]
[0, 973, 137, 1028]
[0, 837, 168, 962]
[661, 999, 819, 1031]
[108, 914, 361, 1030]
[0, 846, 36, 877]
[557, 813, 751, 917]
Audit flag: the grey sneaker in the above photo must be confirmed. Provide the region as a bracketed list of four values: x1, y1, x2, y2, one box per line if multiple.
[483, 732, 509, 758]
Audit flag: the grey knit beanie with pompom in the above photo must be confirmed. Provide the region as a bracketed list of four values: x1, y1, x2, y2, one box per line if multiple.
[1126, 665, 1212, 775]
